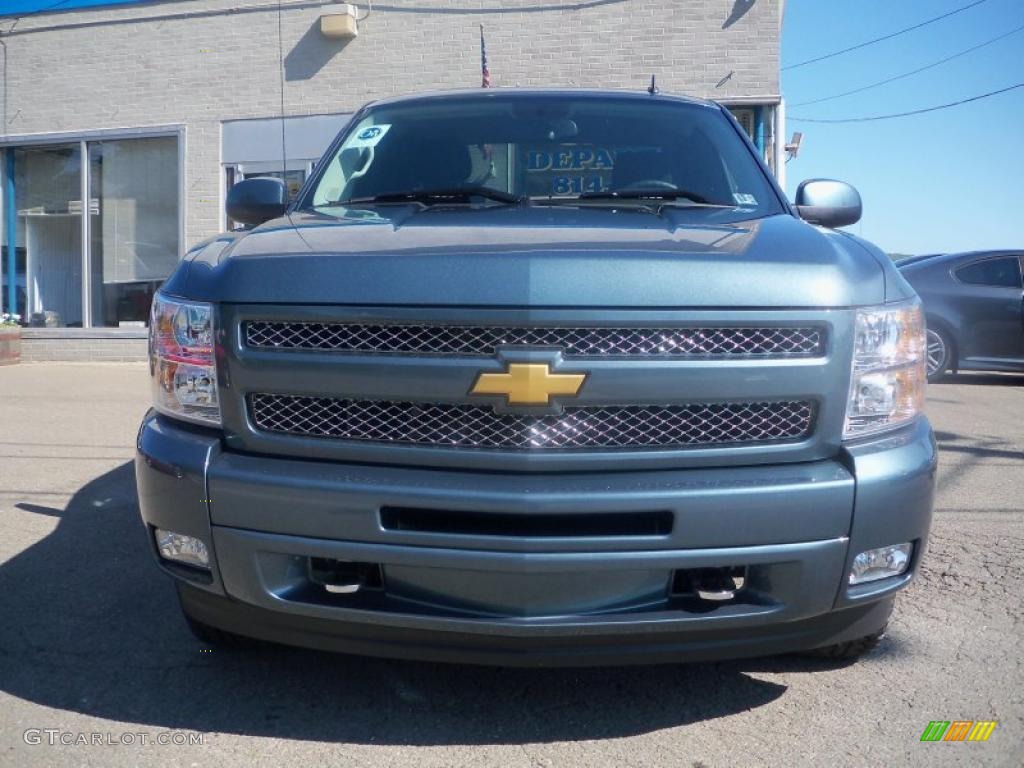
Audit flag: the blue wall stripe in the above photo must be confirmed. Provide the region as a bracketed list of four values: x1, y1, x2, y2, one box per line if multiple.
[1, 0, 158, 18]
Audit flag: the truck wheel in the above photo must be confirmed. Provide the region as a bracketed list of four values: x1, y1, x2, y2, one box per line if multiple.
[176, 583, 259, 648]
[801, 626, 885, 660]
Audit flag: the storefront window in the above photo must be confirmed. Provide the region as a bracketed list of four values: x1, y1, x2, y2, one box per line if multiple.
[0, 134, 180, 328]
[89, 137, 179, 327]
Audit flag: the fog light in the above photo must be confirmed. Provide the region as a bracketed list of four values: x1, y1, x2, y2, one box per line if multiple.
[849, 543, 912, 585]
[155, 529, 210, 569]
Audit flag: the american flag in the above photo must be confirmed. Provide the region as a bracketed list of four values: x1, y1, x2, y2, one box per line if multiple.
[480, 24, 490, 88]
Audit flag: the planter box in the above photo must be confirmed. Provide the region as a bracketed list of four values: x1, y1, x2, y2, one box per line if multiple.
[0, 326, 21, 365]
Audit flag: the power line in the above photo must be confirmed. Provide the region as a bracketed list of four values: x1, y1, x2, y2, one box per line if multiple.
[783, 0, 991, 71]
[789, 82, 1024, 123]
[791, 22, 1024, 107]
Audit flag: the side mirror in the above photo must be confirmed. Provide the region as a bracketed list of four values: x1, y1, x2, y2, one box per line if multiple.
[226, 178, 288, 227]
[794, 179, 862, 228]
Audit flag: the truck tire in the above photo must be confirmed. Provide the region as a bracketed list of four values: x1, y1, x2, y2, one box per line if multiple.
[801, 626, 885, 660]
[183, 613, 259, 649]
[177, 586, 259, 648]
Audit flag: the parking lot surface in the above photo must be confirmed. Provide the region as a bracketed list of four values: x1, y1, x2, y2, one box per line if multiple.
[0, 363, 1021, 767]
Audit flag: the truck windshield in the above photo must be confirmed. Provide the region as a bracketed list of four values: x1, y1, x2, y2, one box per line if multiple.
[303, 93, 782, 218]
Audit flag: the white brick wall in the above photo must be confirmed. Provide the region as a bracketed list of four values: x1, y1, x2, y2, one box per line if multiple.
[19, 330, 148, 361]
[3, 0, 780, 249]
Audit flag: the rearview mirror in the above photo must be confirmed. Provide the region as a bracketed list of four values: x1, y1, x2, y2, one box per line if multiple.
[226, 178, 288, 227]
[794, 179, 862, 229]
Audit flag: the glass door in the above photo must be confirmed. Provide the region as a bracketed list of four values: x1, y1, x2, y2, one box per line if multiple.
[12, 144, 84, 327]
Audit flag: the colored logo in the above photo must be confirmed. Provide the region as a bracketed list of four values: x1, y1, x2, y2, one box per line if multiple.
[358, 127, 382, 140]
[920, 721, 997, 742]
[470, 362, 586, 406]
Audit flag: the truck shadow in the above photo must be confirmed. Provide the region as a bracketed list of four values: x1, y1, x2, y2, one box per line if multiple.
[0, 462, 837, 745]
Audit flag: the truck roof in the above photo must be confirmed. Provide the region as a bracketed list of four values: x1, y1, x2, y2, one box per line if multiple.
[364, 87, 721, 111]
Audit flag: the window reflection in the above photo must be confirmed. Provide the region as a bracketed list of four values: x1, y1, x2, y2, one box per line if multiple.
[89, 137, 179, 327]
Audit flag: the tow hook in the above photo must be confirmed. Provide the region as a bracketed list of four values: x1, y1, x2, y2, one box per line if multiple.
[672, 566, 748, 602]
[309, 558, 383, 595]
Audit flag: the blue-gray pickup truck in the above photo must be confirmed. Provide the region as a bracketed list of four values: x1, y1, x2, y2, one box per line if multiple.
[135, 89, 936, 666]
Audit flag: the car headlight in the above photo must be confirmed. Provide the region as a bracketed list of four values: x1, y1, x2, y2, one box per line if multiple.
[149, 294, 221, 426]
[843, 299, 926, 439]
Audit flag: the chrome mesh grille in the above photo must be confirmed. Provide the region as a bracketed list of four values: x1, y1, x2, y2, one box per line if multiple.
[245, 322, 824, 358]
[248, 394, 815, 450]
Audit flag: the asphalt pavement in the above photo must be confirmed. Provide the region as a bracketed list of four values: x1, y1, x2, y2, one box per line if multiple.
[0, 363, 1021, 767]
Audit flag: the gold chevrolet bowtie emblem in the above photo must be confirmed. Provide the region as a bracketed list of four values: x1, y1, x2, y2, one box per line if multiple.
[470, 363, 587, 405]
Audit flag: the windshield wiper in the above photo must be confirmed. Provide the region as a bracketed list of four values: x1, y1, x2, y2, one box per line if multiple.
[332, 187, 524, 207]
[577, 189, 735, 207]
[531, 189, 735, 208]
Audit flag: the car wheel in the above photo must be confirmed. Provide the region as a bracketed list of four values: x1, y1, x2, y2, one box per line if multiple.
[925, 327, 953, 381]
[801, 625, 886, 660]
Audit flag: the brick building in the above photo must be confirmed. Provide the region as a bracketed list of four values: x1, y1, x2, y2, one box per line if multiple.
[0, 0, 784, 358]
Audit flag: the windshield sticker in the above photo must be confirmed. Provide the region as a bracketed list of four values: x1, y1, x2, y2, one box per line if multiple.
[733, 192, 758, 206]
[348, 124, 391, 148]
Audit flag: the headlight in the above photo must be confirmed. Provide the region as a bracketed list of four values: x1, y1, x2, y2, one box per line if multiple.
[149, 294, 221, 426]
[843, 299, 926, 439]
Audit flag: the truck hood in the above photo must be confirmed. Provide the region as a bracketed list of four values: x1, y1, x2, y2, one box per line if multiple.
[169, 206, 887, 307]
